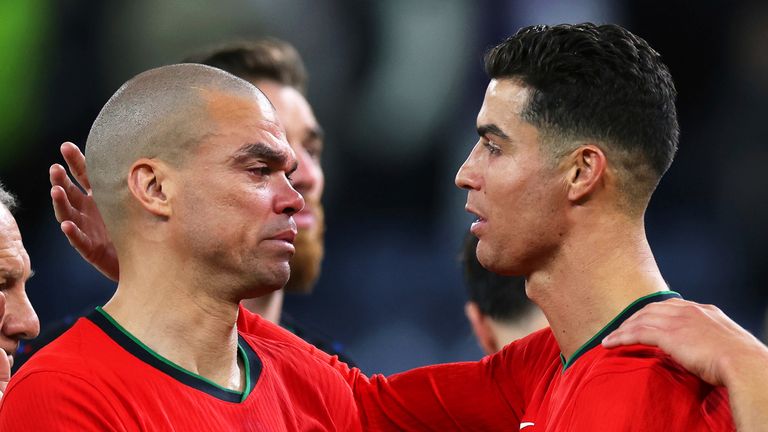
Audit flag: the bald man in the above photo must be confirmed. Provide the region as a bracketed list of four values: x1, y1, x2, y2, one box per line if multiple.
[0, 184, 40, 398]
[0, 65, 359, 430]
[17, 39, 353, 372]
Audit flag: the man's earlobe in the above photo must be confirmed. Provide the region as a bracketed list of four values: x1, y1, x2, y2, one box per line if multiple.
[566, 145, 607, 204]
[127, 159, 172, 218]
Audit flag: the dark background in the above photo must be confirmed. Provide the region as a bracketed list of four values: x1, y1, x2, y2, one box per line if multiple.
[1, 0, 766, 374]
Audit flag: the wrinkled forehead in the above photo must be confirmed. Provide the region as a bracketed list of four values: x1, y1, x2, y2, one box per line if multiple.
[0, 208, 30, 275]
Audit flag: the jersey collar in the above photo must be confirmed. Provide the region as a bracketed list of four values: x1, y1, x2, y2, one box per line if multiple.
[559, 290, 681, 372]
[88, 307, 261, 403]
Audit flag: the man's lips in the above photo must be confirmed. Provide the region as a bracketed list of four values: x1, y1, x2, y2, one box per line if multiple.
[465, 204, 487, 234]
[269, 229, 297, 243]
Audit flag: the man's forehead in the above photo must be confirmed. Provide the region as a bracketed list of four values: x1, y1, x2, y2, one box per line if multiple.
[202, 88, 281, 126]
[0, 212, 30, 278]
[477, 79, 531, 129]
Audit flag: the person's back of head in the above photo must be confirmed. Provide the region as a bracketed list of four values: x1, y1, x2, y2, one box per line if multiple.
[462, 234, 546, 354]
[484, 23, 678, 214]
[183, 39, 308, 94]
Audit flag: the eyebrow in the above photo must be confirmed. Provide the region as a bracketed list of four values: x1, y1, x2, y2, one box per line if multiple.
[233, 142, 290, 166]
[477, 124, 510, 140]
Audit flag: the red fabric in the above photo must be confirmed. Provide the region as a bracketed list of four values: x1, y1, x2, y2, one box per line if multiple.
[0, 316, 360, 431]
[240, 306, 735, 431]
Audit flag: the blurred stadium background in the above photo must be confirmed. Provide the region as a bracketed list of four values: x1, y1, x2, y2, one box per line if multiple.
[0, 0, 766, 375]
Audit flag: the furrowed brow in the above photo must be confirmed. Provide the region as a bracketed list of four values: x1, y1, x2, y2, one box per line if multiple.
[477, 124, 510, 140]
[232, 142, 290, 166]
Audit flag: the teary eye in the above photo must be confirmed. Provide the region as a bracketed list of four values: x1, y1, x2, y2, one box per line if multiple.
[484, 140, 501, 155]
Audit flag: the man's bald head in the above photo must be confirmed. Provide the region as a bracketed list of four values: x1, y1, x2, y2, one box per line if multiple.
[85, 63, 274, 234]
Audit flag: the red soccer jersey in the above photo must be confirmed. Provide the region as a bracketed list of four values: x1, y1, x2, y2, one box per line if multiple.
[241, 291, 735, 431]
[0, 308, 360, 431]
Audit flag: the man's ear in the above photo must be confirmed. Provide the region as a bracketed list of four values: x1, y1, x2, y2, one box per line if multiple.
[465, 302, 499, 355]
[564, 144, 607, 204]
[127, 158, 173, 218]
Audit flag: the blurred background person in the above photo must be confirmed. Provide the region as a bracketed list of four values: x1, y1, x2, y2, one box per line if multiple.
[461, 233, 546, 354]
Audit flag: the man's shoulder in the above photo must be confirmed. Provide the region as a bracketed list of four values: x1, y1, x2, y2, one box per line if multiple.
[588, 343, 698, 381]
[497, 327, 559, 365]
[15, 317, 106, 376]
[569, 345, 734, 430]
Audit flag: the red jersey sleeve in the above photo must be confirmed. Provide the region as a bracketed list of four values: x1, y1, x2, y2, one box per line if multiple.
[0, 371, 129, 431]
[238, 305, 558, 431]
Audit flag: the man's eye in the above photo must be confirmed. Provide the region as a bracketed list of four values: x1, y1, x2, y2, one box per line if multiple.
[250, 167, 271, 176]
[484, 141, 501, 155]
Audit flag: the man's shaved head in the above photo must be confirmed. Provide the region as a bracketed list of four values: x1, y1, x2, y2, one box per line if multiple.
[85, 63, 273, 234]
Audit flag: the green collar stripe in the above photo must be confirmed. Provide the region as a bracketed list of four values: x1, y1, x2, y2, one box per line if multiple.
[90, 307, 259, 403]
[560, 290, 681, 372]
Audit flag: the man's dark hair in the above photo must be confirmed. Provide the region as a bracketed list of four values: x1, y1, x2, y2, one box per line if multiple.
[485, 23, 678, 210]
[462, 233, 535, 322]
[183, 38, 308, 94]
[0, 181, 17, 213]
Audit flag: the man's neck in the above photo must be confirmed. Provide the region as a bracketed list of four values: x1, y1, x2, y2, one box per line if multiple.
[104, 259, 245, 392]
[527, 216, 668, 361]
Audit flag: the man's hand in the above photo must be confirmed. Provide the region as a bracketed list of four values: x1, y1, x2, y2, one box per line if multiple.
[50, 142, 119, 281]
[604, 298, 768, 432]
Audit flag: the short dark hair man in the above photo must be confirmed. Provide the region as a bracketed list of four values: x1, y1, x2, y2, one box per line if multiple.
[244, 23, 736, 430]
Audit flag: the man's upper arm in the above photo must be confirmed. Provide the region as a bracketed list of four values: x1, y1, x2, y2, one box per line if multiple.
[241, 306, 545, 430]
[0, 371, 128, 431]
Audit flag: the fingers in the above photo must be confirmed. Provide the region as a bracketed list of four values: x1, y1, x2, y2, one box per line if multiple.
[602, 325, 663, 348]
[50, 163, 89, 210]
[60, 221, 92, 256]
[50, 184, 81, 227]
[603, 298, 702, 348]
[60, 142, 91, 192]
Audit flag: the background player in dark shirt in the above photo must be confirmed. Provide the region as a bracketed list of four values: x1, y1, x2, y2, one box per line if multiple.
[461, 232, 546, 354]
